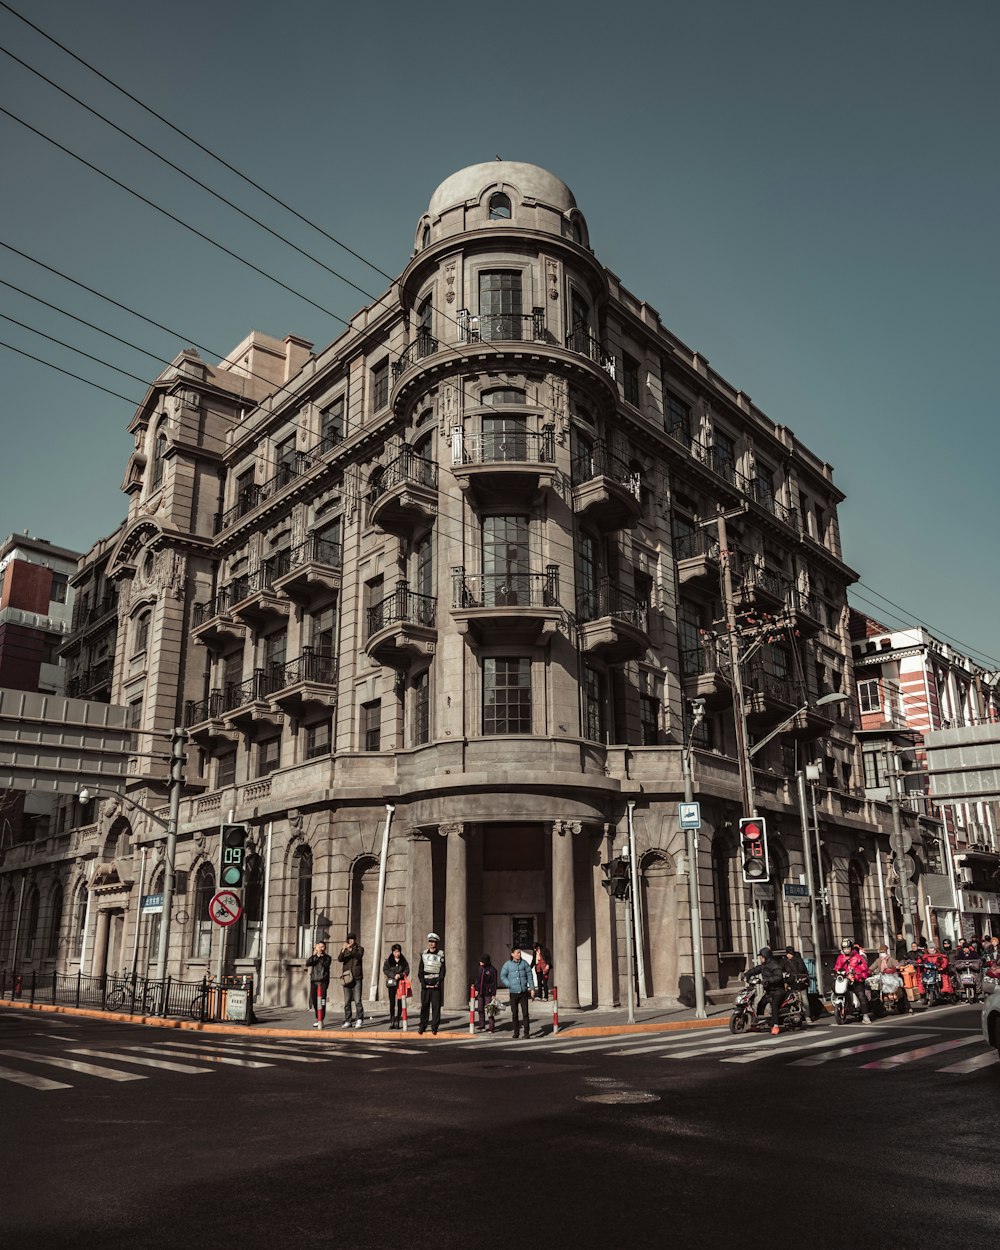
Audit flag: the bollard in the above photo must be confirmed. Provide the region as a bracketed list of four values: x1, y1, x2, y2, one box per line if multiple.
[469, 986, 476, 1034]
[552, 985, 559, 1034]
[401, 988, 408, 1032]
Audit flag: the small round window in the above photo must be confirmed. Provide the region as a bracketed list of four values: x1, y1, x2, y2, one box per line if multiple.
[489, 193, 512, 220]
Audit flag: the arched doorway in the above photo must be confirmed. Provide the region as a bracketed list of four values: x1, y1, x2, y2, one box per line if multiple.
[349, 855, 380, 964]
[848, 859, 867, 949]
[640, 851, 678, 999]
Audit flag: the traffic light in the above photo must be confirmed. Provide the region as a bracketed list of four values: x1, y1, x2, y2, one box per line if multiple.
[219, 824, 249, 889]
[601, 858, 631, 900]
[739, 816, 769, 883]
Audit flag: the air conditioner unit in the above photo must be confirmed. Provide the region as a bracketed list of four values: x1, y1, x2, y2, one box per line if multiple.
[959, 867, 974, 885]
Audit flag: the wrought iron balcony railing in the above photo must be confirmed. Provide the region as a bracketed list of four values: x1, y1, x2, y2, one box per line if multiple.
[570, 440, 641, 496]
[370, 449, 438, 501]
[576, 581, 647, 630]
[565, 327, 617, 378]
[273, 648, 338, 688]
[453, 429, 555, 466]
[391, 331, 439, 381]
[457, 308, 545, 344]
[367, 585, 437, 637]
[452, 567, 560, 610]
[214, 453, 314, 533]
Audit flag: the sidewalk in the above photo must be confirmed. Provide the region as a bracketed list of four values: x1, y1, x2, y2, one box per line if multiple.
[1, 993, 734, 1041]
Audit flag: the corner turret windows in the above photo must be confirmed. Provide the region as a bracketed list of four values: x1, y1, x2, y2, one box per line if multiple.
[488, 192, 512, 219]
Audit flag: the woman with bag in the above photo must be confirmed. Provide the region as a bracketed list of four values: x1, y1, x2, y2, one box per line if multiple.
[382, 943, 410, 1030]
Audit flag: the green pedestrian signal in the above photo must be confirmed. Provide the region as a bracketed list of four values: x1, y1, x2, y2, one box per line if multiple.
[220, 824, 249, 889]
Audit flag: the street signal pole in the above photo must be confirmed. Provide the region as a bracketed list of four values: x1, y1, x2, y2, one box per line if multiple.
[219, 824, 249, 891]
[739, 817, 770, 883]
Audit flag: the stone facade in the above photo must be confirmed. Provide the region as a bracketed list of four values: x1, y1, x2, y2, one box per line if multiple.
[0, 162, 938, 1008]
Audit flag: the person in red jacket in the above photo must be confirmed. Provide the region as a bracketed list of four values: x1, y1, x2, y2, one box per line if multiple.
[834, 939, 872, 1023]
[919, 944, 949, 1006]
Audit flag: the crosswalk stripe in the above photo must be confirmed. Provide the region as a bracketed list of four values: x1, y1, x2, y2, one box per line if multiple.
[789, 1033, 934, 1066]
[721, 1032, 864, 1064]
[0, 1048, 144, 1081]
[69, 1048, 214, 1074]
[937, 1050, 999, 1075]
[0, 1063, 71, 1090]
[121, 1045, 272, 1068]
[862, 1036, 981, 1070]
[209, 1043, 328, 1062]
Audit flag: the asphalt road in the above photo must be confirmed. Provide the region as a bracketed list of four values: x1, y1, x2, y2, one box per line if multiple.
[2, 1004, 996, 1250]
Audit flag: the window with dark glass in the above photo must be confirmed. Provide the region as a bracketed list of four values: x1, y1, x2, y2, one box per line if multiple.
[711, 429, 736, 481]
[47, 884, 63, 958]
[483, 658, 531, 734]
[754, 462, 775, 510]
[133, 611, 151, 656]
[310, 605, 336, 667]
[372, 359, 389, 411]
[49, 572, 68, 604]
[314, 517, 342, 565]
[575, 531, 600, 619]
[664, 390, 691, 440]
[677, 601, 704, 677]
[305, 719, 332, 760]
[417, 295, 434, 356]
[478, 271, 522, 341]
[257, 735, 281, 777]
[481, 386, 526, 406]
[320, 397, 344, 449]
[481, 411, 528, 462]
[858, 680, 880, 715]
[488, 192, 512, 219]
[362, 700, 382, 751]
[150, 430, 167, 489]
[217, 749, 238, 788]
[640, 692, 660, 746]
[263, 628, 287, 684]
[413, 669, 430, 746]
[622, 353, 640, 407]
[22, 887, 39, 959]
[191, 865, 215, 957]
[583, 666, 606, 742]
[483, 514, 530, 606]
[295, 847, 313, 958]
[223, 649, 243, 701]
[672, 513, 697, 562]
[236, 467, 256, 508]
[412, 533, 433, 601]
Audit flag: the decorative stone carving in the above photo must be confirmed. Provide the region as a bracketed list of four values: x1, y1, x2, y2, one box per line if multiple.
[445, 261, 456, 304]
[438, 822, 464, 838]
[553, 820, 582, 837]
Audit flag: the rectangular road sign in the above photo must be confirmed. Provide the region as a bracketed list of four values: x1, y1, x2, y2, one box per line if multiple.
[783, 883, 810, 898]
[140, 893, 164, 913]
[678, 802, 701, 829]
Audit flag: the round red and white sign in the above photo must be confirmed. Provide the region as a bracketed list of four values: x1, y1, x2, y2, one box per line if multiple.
[209, 889, 243, 927]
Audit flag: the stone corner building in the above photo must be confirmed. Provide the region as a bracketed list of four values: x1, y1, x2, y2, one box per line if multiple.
[1, 162, 936, 1009]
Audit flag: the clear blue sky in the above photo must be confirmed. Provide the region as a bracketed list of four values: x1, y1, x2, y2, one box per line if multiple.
[1, 0, 997, 668]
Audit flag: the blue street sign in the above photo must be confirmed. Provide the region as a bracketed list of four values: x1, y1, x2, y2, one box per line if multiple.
[140, 893, 164, 913]
[678, 802, 701, 830]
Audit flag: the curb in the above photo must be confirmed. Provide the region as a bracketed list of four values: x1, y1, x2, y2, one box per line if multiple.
[0, 998, 730, 1040]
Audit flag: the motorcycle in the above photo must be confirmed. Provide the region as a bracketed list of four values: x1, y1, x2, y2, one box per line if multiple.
[983, 964, 1000, 996]
[832, 972, 869, 1024]
[920, 961, 947, 1007]
[952, 960, 984, 1004]
[729, 976, 807, 1034]
[867, 970, 908, 1015]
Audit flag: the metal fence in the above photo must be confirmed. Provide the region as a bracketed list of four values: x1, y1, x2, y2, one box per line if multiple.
[0, 970, 251, 1023]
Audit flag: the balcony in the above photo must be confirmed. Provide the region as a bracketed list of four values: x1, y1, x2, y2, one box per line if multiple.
[229, 559, 291, 631]
[220, 669, 285, 733]
[66, 656, 115, 700]
[450, 429, 556, 505]
[734, 562, 787, 612]
[564, 327, 617, 380]
[70, 592, 118, 633]
[365, 584, 437, 667]
[789, 589, 824, 637]
[680, 647, 731, 709]
[191, 588, 245, 651]
[458, 309, 546, 345]
[571, 442, 642, 531]
[269, 649, 338, 716]
[391, 331, 439, 383]
[214, 454, 313, 534]
[183, 691, 238, 749]
[735, 470, 800, 532]
[743, 670, 800, 725]
[577, 582, 650, 663]
[451, 566, 561, 644]
[368, 449, 438, 537]
[272, 533, 343, 607]
[674, 528, 721, 592]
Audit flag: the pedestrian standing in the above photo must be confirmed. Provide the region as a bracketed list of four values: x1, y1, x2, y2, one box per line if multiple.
[894, 932, 908, 960]
[306, 941, 332, 1029]
[473, 955, 498, 1032]
[338, 932, 365, 1029]
[382, 943, 409, 1030]
[500, 946, 536, 1039]
[417, 932, 446, 1035]
[533, 943, 552, 1000]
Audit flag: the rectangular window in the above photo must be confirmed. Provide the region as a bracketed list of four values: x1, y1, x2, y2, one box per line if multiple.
[583, 666, 606, 742]
[217, 750, 238, 788]
[50, 572, 69, 604]
[677, 601, 704, 678]
[483, 658, 531, 734]
[362, 700, 382, 751]
[622, 353, 640, 407]
[671, 514, 698, 562]
[640, 691, 660, 746]
[41, 632, 62, 664]
[482, 514, 530, 606]
[372, 360, 389, 411]
[413, 669, 430, 746]
[275, 434, 297, 476]
[478, 271, 523, 341]
[257, 736, 281, 777]
[862, 745, 887, 789]
[711, 430, 736, 482]
[127, 697, 142, 751]
[305, 720, 332, 760]
[754, 463, 775, 510]
[664, 390, 690, 440]
[858, 680, 881, 714]
[320, 397, 344, 448]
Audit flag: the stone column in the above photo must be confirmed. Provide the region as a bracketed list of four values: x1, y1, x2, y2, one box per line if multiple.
[91, 908, 111, 977]
[405, 829, 433, 974]
[443, 822, 468, 1010]
[552, 821, 580, 1009]
[592, 826, 619, 1007]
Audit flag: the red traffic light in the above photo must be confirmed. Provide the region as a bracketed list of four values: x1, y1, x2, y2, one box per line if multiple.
[741, 819, 763, 841]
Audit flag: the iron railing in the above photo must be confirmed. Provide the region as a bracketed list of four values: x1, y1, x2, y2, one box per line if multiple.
[458, 308, 546, 344]
[287, 532, 343, 571]
[576, 581, 648, 630]
[391, 331, 438, 381]
[565, 327, 617, 378]
[215, 453, 314, 533]
[69, 593, 118, 632]
[370, 449, 438, 501]
[273, 648, 337, 689]
[367, 585, 437, 637]
[453, 429, 555, 466]
[570, 440, 641, 496]
[452, 566, 560, 610]
[673, 527, 719, 563]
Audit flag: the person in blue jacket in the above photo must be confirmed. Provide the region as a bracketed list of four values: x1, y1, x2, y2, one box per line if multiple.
[500, 946, 536, 1039]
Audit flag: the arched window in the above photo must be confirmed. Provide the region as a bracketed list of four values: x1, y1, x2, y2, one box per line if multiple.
[150, 425, 167, 490]
[73, 881, 88, 961]
[367, 466, 385, 516]
[295, 846, 313, 958]
[421, 224, 431, 249]
[571, 217, 584, 244]
[488, 192, 512, 220]
[47, 883, 64, 959]
[23, 886, 40, 960]
[191, 864, 215, 958]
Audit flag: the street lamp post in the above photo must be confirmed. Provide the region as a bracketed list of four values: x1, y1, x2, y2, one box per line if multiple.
[79, 727, 187, 992]
[682, 698, 707, 1019]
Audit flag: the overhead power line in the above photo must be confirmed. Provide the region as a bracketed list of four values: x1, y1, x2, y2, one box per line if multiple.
[0, 338, 140, 404]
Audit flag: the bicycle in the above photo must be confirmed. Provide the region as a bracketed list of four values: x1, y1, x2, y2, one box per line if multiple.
[106, 979, 162, 1014]
[189, 976, 217, 1020]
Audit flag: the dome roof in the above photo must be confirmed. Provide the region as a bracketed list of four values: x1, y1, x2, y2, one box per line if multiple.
[427, 161, 576, 217]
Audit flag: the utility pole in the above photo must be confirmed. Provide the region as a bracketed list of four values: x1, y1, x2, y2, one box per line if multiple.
[887, 749, 917, 947]
[682, 700, 707, 1018]
[796, 769, 825, 996]
[154, 728, 188, 986]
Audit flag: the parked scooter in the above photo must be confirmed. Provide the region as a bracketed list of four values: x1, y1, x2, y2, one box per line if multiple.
[729, 976, 807, 1034]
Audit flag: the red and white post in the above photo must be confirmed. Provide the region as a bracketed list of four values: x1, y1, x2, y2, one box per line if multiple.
[469, 986, 476, 1034]
[400, 986, 408, 1032]
[552, 985, 559, 1034]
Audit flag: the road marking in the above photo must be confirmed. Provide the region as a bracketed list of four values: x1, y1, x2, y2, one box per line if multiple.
[937, 1050, 999, 1075]
[0, 1063, 70, 1090]
[121, 1045, 272, 1068]
[0, 1048, 144, 1081]
[789, 1033, 934, 1066]
[34, 1033, 79, 1041]
[721, 1032, 863, 1064]
[861, 1036, 981, 1070]
[69, 1048, 213, 1074]
[208, 1042, 329, 1062]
